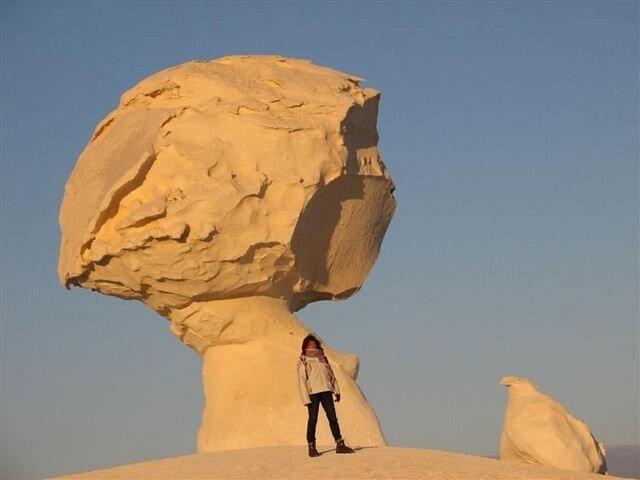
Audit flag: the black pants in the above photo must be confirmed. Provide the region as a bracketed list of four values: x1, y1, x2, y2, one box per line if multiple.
[306, 390, 342, 443]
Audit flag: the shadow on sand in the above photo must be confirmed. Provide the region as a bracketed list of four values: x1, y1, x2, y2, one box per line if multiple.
[317, 445, 378, 455]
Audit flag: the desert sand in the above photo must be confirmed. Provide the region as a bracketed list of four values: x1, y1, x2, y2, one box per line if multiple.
[50, 446, 631, 480]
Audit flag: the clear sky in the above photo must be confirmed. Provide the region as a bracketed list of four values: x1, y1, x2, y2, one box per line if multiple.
[1, 1, 638, 478]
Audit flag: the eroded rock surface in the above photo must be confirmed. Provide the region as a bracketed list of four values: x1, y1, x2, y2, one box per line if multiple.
[500, 376, 607, 474]
[58, 55, 396, 450]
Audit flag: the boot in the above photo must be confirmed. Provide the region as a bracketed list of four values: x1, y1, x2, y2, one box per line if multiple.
[335, 437, 355, 454]
[308, 440, 320, 457]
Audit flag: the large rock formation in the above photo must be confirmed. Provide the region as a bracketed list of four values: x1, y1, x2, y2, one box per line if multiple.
[57, 55, 396, 451]
[500, 376, 607, 474]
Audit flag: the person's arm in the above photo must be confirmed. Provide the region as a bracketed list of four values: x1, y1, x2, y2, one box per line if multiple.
[329, 362, 340, 400]
[297, 359, 311, 406]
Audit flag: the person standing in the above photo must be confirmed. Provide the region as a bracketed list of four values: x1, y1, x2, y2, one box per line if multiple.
[297, 333, 356, 457]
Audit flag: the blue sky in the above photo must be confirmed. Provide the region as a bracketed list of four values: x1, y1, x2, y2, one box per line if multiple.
[1, 1, 638, 478]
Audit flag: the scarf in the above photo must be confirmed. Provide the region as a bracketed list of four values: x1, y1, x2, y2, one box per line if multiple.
[301, 345, 338, 392]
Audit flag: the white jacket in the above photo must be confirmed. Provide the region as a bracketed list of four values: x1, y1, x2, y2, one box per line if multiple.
[297, 355, 340, 405]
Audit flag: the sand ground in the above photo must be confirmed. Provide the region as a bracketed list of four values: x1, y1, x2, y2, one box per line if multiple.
[50, 445, 632, 480]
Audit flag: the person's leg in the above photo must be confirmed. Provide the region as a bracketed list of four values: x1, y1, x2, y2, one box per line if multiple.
[318, 391, 343, 442]
[319, 392, 355, 453]
[306, 393, 321, 444]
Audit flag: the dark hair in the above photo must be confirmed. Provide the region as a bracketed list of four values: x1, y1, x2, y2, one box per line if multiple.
[301, 333, 323, 356]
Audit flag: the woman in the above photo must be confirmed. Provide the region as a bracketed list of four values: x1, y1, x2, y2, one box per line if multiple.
[297, 333, 356, 457]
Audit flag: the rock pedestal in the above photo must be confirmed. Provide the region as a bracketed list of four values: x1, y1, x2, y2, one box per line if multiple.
[195, 297, 386, 450]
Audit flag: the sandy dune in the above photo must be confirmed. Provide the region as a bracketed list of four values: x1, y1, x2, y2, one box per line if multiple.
[50, 445, 632, 480]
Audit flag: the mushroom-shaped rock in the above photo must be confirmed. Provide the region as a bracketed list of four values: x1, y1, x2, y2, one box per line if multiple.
[58, 55, 396, 451]
[499, 376, 607, 474]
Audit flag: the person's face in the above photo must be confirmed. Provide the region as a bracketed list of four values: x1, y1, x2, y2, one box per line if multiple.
[307, 340, 318, 349]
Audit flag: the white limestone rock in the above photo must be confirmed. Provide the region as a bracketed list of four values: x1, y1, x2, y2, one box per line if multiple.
[57, 55, 396, 451]
[500, 376, 607, 474]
